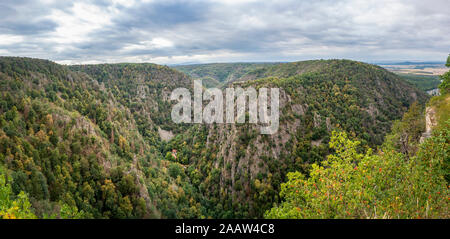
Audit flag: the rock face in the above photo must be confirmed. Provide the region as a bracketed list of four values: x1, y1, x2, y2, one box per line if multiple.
[420, 106, 437, 143]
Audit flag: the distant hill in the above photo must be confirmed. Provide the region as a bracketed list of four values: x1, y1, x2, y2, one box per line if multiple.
[0, 57, 430, 219]
[396, 73, 442, 91]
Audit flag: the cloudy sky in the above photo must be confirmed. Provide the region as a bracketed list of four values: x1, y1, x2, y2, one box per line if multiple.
[0, 0, 449, 65]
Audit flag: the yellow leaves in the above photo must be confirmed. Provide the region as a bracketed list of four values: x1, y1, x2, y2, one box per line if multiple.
[45, 114, 53, 126]
[0, 211, 17, 219]
[254, 179, 261, 189]
[27, 127, 35, 136]
[35, 129, 49, 142]
[118, 135, 128, 150]
[0, 204, 20, 219]
[103, 179, 114, 186]
[101, 179, 116, 193]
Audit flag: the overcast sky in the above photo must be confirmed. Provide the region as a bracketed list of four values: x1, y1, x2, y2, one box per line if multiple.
[0, 0, 449, 65]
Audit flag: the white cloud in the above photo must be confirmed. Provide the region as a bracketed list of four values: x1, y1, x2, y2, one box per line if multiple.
[121, 38, 174, 52]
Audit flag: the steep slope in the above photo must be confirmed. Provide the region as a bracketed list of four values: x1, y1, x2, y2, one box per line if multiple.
[166, 60, 429, 218]
[0, 57, 430, 219]
[69, 63, 192, 135]
[0, 57, 202, 218]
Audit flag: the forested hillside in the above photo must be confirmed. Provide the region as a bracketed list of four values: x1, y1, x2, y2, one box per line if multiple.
[1, 56, 444, 219]
[0, 57, 202, 218]
[397, 73, 442, 91]
[266, 57, 450, 219]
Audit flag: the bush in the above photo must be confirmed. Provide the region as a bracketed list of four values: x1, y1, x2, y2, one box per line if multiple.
[265, 131, 449, 219]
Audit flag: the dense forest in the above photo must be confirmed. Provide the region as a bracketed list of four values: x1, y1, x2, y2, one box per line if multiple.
[266, 56, 450, 218]
[166, 60, 430, 218]
[0, 56, 448, 219]
[0, 58, 202, 218]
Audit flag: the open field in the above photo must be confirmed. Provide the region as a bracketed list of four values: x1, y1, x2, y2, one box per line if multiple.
[378, 62, 447, 76]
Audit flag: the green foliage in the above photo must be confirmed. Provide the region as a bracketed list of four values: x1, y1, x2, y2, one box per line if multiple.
[243, 60, 429, 146]
[168, 164, 182, 178]
[398, 73, 442, 91]
[384, 102, 425, 157]
[0, 57, 203, 219]
[57, 204, 86, 219]
[439, 56, 450, 95]
[432, 58, 450, 129]
[266, 130, 449, 219]
[0, 167, 37, 219]
[169, 59, 428, 218]
[173, 63, 277, 87]
[0, 57, 444, 219]
[267, 57, 449, 218]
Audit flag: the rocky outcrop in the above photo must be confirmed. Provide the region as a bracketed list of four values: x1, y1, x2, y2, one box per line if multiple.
[420, 107, 437, 143]
[158, 127, 174, 142]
